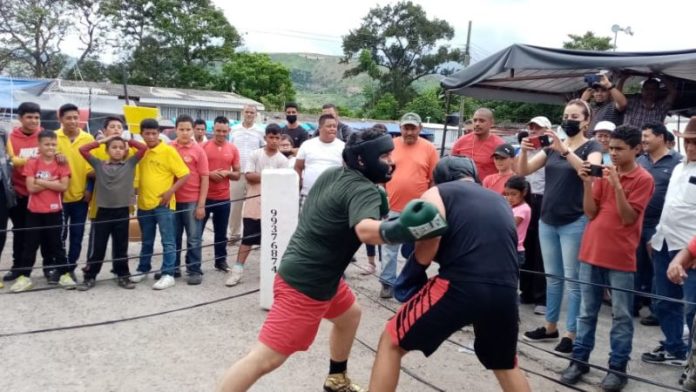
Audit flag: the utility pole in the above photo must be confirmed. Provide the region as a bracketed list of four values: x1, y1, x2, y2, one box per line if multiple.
[464, 20, 472, 67]
[459, 20, 472, 136]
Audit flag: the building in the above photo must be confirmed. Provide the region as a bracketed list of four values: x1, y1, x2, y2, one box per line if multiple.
[0, 77, 264, 132]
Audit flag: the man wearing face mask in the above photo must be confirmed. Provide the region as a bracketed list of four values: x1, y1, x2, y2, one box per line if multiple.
[281, 102, 309, 154]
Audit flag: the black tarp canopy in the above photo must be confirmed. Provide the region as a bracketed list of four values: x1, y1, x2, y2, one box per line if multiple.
[441, 44, 696, 115]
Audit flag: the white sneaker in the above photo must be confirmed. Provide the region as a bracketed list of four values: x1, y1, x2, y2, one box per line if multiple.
[225, 267, 243, 287]
[153, 274, 175, 290]
[129, 272, 148, 283]
[10, 276, 33, 293]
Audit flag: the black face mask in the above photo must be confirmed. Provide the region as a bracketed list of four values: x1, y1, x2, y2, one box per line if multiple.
[281, 150, 293, 157]
[561, 120, 582, 137]
[286, 115, 297, 124]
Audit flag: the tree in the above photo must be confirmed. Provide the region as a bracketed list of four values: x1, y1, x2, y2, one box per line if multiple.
[366, 93, 399, 120]
[0, 0, 110, 78]
[341, 1, 462, 107]
[403, 88, 445, 123]
[107, 0, 241, 88]
[218, 53, 296, 111]
[563, 31, 614, 51]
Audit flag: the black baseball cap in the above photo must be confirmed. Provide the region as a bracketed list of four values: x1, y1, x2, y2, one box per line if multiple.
[492, 143, 515, 158]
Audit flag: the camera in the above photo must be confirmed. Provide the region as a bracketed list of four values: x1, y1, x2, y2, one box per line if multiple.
[529, 135, 551, 149]
[584, 74, 602, 88]
[589, 164, 604, 177]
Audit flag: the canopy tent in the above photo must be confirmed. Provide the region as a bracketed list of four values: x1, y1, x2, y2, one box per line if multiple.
[440, 44, 696, 115]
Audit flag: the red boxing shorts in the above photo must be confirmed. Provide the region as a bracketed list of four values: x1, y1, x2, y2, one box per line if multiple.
[259, 275, 356, 356]
[386, 276, 519, 370]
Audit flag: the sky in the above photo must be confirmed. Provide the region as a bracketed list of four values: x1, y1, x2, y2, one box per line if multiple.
[216, 0, 696, 61]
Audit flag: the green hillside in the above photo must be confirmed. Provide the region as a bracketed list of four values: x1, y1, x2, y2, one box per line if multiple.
[268, 53, 441, 112]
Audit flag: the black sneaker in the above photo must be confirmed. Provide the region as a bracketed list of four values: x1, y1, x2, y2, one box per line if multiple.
[117, 277, 135, 289]
[560, 362, 589, 385]
[215, 262, 231, 272]
[641, 345, 687, 367]
[640, 314, 659, 326]
[555, 337, 574, 354]
[46, 270, 60, 285]
[77, 277, 96, 291]
[187, 273, 202, 286]
[3, 270, 20, 282]
[600, 365, 628, 392]
[523, 327, 559, 342]
[380, 284, 393, 299]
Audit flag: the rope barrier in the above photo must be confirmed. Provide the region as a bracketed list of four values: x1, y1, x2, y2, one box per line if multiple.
[1, 243, 260, 295]
[519, 267, 696, 307]
[0, 195, 259, 234]
[348, 260, 688, 391]
[0, 287, 260, 338]
[0, 233, 259, 273]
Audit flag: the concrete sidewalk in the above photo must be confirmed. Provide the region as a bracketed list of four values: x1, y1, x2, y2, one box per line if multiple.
[0, 228, 683, 391]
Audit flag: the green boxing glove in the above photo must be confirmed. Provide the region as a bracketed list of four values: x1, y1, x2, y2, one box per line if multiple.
[380, 199, 447, 244]
[378, 185, 389, 218]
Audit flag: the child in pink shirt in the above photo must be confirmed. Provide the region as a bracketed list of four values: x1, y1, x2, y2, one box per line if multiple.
[504, 175, 531, 266]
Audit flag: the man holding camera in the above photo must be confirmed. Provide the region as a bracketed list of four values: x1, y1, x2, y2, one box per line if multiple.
[581, 74, 627, 132]
[618, 76, 677, 128]
[561, 125, 654, 391]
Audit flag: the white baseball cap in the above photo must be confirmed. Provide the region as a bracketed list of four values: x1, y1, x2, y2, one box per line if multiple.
[593, 121, 616, 133]
[528, 116, 552, 129]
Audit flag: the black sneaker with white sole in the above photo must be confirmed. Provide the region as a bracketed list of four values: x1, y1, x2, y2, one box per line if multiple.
[554, 337, 574, 354]
[641, 345, 687, 367]
[523, 327, 559, 342]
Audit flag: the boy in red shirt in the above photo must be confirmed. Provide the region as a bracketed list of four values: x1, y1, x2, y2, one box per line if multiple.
[4, 102, 42, 282]
[560, 126, 654, 391]
[10, 130, 72, 292]
[171, 114, 209, 285]
[483, 143, 516, 194]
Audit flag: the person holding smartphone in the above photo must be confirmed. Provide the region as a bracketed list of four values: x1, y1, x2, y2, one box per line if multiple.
[517, 100, 603, 354]
[518, 116, 552, 315]
[580, 73, 627, 131]
[560, 125, 654, 390]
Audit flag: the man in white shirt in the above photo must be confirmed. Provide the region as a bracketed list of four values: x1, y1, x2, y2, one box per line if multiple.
[229, 105, 265, 242]
[294, 114, 345, 206]
[641, 117, 696, 369]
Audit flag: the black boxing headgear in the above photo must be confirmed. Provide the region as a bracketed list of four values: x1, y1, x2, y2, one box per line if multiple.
[343, 132, 394, 183]
[433, 155, 480, 185]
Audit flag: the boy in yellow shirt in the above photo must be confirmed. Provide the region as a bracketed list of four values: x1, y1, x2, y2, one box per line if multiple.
[55, 103, 94, 278]
[130, 119, 189, 290]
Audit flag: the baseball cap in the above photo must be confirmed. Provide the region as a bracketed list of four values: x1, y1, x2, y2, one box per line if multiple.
[400, 112, 421, 126]
[528, 116, 552, 129]
[593, 120, 616, 134]
[492, 143, 515, 158]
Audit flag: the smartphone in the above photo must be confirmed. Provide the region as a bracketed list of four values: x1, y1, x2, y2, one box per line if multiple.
[529, 135, 551, 149]
[584, 74, 602, 87]
[589, 164, 604, 177]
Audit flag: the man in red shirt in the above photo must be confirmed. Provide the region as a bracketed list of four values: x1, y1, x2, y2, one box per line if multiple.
[380, 112, 439, 298]
[202, 116, 241, 273]
[171, 115, 209, 285]
[561, 126, 654, 391]
[451, 108, 504, 181]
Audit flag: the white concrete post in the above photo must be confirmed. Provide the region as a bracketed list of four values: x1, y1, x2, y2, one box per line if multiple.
[260, 168, 299, 310]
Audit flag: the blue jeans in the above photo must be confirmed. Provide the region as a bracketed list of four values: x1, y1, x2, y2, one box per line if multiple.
[635, 225, 656, 311]
[539, 215, 586, 334]
[380, 210, 400, 287]
[174, 202, 203, 275]
[137, 206, 176, 276]
[203, 199, 230, 266]
[61, 201, 88, 271]
[653, 241, 696, 357]
[572, 262, 635, 368]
